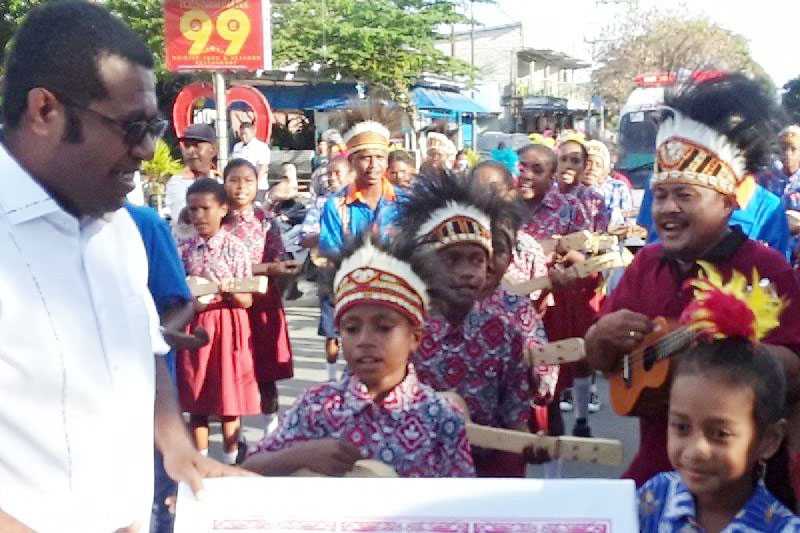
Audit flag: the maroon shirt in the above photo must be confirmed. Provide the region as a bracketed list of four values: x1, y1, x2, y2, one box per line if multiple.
[602, 228, 800, 486]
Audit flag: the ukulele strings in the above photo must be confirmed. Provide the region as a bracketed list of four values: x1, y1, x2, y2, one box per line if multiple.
[620, 328, 696, 368]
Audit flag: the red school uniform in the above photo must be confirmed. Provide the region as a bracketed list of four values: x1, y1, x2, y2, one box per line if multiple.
[177, 228, 261, 416]
[602, 227, 800, 487]
[225, 207, 294, 383]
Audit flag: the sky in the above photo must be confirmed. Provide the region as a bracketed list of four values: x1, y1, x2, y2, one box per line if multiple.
[467, 0, 799, 87]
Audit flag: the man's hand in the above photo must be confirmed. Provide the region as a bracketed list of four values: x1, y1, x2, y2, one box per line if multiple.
[585, 310, 654, 372]
[293, 439, 362, 476]
[162, 326, 209, 351]
[162, 444, 258, 499]
[113, 523, 141, 533]
[523, 433, 552, 465]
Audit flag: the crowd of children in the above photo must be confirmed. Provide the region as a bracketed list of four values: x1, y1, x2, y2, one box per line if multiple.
[166, 74, 800, 532]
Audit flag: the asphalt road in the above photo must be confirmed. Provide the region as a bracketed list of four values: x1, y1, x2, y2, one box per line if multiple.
[205, 281, 641, 479]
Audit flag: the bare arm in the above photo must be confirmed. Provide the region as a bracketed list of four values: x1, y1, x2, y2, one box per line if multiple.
[0, 511, 33, 533]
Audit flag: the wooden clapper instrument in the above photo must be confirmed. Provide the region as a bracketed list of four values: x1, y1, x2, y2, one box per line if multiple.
[186, 276, 269, 299]
[502, 248, 633, 297]
[440, 390, 623, 466]
[538, 230, 620, 257]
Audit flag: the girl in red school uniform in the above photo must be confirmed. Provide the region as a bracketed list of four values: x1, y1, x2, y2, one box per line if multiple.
[177, 178, 260, 464]
[222, 159, 300, 437]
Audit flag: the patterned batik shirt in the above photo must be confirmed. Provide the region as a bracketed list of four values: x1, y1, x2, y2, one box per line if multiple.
[225, 207, 270, 265]
[600, 177, 634, 228]
[506, 231, 549, 292]
[413, 306, 530, 429]
[250, 365, 475, 478]
[178, 227, 252, 281]
[573, 184, 610, 233]
[520, 185, 590, 241]
[638, 471, 800, 532]
[477, 288, 555, 405]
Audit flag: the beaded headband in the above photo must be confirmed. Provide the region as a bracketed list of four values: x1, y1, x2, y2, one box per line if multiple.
[415, 201, 492, 254]
[653, 109, 746, 197]
[343, 121, 390, 155]
[334, 240, 428, 327]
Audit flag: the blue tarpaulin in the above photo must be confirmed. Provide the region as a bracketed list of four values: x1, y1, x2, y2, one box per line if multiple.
[411, 87, 489, 114]
[255, 84, 358, 111]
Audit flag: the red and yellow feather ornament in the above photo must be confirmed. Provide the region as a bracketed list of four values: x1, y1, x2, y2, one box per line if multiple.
[679, 261, 786, 342]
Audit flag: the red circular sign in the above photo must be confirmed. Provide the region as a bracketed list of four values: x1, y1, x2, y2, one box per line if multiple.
[172, 82, 273, 142]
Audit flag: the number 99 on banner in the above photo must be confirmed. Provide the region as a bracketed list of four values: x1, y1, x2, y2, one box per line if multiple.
[179, 8, 251, 56]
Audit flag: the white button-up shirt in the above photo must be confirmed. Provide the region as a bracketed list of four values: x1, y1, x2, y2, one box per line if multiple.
[0, 144, 168, 532]
[231, 137, 271, 189]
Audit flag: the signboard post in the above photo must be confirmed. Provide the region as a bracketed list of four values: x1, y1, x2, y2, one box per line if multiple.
[164, 0, 273, 168]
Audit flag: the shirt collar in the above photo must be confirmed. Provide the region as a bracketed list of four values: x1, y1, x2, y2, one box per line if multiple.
[0, 143, 62, 225]
[195, 227, 229, 251]
[232, 206, 257, 224]
[342, 364, 422, 413]
[344, 178, 397, 205]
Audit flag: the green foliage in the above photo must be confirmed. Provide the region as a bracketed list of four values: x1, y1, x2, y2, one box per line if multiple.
[140, 138, 184, 184]
[1, 0, 44, 70]
[272, 0, 475, 106]
[784, 77, 800, 124]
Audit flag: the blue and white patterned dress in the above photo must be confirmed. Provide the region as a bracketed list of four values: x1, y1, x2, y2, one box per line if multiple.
[638, 471, 800, 532]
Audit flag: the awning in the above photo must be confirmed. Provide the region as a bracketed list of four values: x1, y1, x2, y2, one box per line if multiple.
[412, 87, 489, 114]
[254, 83, 358, 111]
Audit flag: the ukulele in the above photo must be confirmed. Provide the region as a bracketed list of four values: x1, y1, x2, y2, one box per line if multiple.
[607, 317, 697, 417]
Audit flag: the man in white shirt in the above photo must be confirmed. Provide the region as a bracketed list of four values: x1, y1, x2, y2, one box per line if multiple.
[0, 3, 245, 532]
[231, 121, 271, 191]
[164, 123, 219, 223]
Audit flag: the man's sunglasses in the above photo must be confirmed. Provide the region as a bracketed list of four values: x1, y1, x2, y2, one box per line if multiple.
[56, 94, 168, 147]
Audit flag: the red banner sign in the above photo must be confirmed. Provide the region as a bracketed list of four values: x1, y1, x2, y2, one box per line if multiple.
[164, 0, 271, 72]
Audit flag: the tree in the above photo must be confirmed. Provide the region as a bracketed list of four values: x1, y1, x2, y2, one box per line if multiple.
[272, 0, 475, 107]
[784, 77, 800, 124]
[591, 8, 769, 115]
[1, 0, 44, 72]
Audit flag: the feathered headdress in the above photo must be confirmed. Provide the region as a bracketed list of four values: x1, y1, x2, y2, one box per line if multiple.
[395, 174, 498, 255]
[333, 97, 408, 155]
[333, 238, 429, 327]
[679, 261, 786, 342]
[654, 73, 781, 197]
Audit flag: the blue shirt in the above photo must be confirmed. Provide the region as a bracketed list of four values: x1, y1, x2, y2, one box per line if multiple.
[124, 203, 191, 315]
[318, 180, 399, 256]
[637, 182, 791, 258]
[638, 471, 800, 532]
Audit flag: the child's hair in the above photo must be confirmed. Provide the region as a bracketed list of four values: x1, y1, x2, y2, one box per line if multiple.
[471, 160, 515, 190]
[517, 143, 557, 171]
[223, 158, 258, 181]
[186, 177, 228, 205]
[388, 149, 413, 166]
[674, 338, 786, 430]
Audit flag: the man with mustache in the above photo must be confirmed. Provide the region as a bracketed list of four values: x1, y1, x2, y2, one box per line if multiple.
[584, 74, 800, 495]
[0, 3, 245, 532]
[165, 123, 219, 227]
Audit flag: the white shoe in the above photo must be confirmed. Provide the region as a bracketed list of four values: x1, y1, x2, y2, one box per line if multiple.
[326, 362, 338, 382]
[263, 413, 280, 437]
[559, 389, 574, 412]
[588, 392, 601, 413]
